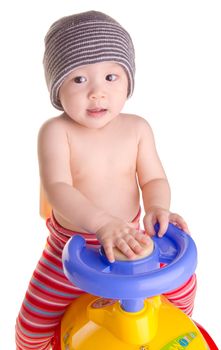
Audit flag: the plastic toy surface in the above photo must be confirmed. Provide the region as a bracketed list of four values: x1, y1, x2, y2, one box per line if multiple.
[61, 224, 218, 349]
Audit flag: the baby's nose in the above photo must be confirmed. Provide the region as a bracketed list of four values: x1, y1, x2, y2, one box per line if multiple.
[88, 87, 106, 100]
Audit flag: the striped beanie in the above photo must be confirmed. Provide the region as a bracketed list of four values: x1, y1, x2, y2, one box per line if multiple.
[43, 10, 135, 110]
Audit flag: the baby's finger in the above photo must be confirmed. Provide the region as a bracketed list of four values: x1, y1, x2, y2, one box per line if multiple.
[157, 214, 169, 237]
[143, 214, 156, 236]
[134, 231, 152, 245]
[115, 238, 136, 259]
[103, 241, 115, 263]
[170, 214, 190, 233]
[124, 235, 143, 254]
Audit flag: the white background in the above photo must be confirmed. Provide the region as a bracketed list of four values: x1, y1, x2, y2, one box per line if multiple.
[0, 0, 220, 348]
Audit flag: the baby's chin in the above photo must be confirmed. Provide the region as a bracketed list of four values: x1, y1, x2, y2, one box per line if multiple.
[113, 239, 154, 261]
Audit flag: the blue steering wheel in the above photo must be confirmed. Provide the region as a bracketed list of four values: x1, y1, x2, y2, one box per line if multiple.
[62, 223, 197, 311]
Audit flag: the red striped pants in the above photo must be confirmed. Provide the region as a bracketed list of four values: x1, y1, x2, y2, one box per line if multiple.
[15, 215, 197, 349]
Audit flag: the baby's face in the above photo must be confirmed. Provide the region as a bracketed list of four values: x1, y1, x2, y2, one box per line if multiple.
[59, 61, 128, 129]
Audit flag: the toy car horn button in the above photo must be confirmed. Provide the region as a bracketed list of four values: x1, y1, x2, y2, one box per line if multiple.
[99, 238, 159, 275]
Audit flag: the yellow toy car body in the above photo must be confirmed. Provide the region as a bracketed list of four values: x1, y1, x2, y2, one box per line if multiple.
[61, 294, 208, 349]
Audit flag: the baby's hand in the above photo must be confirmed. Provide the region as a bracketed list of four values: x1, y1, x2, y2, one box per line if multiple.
[96, 218, 150, 263]
[143, 206, 190, 238]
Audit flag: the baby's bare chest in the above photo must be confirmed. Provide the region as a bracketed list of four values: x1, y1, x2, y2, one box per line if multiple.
[68, 130, 138, 180]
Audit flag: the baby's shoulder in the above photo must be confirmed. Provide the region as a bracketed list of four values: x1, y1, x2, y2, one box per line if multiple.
[38, 114, 71, 138]
[38, 115, 73, 150]
[120, 113, 152, 131]
[39, 114, 69, 131]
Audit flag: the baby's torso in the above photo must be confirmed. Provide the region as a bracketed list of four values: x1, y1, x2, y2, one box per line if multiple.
[43, 114, 141, 231]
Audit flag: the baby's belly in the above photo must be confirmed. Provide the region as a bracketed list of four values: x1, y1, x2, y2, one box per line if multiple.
[54, 179, 140, 233]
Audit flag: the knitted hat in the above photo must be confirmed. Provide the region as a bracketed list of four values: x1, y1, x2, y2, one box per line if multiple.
[43, 10, 135, 110]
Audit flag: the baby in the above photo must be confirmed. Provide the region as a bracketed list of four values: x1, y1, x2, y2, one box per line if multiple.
[16, 11, 196, 350]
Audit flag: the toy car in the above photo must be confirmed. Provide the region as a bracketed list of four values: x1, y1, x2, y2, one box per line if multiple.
[58, 223, 218, 349]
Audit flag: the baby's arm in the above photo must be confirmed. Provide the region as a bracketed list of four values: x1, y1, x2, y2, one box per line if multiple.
[38, 118, 150, 262]
[38, 119, 111, 233]
[136, 118, 189, 236]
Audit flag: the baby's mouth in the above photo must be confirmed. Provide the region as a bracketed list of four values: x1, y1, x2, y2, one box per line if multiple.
[87, 108, 108, 118]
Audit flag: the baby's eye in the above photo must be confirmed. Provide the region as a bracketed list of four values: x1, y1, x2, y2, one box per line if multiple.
[105, 74, 118, 82]
[73, 76, 87, 84]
